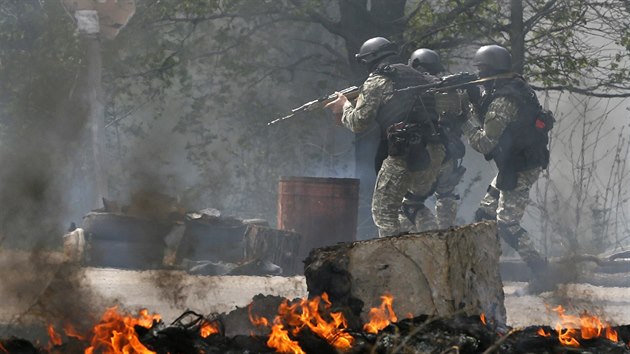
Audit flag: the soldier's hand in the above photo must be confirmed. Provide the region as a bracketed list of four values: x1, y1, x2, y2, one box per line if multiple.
[465, 85, 482, 106]
[324, 92, 348, 114]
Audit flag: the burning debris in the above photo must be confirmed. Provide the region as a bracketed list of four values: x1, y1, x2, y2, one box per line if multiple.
[5, 293, 630, 354]
[9, 217, 630, 353]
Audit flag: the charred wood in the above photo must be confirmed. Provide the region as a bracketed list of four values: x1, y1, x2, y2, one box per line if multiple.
[243, 225, 302, 275]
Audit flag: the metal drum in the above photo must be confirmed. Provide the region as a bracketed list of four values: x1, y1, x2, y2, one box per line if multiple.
[277, 177, 359, 268]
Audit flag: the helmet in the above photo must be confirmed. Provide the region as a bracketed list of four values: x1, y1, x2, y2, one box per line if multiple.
[355, 37, 398, 65]
[408, 48, 444, 74]
[472, 45, 512, 74]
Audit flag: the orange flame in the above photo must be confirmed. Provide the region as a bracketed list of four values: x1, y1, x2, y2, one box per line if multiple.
[480, 313, 487, 325]
[538, 305, 619, 347]
[537, 328, 551, 337]
[47, 324, 63, 348]
[200, 320, 219, 338]
[363, 294, 397, 334]
[84, 306, 160, 354]
[248, 293, 354, 352]
[268, 317, 306, 354]
[0, 341, 7, 354]
[248, 303, 270, 330]
[606, 326, 618, 343]
[64, 323, 86, 341]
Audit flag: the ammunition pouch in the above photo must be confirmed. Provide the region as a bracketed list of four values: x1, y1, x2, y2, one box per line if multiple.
[490, 144, 549, 190]
[436, 110, 466, 161]
[386, 122, 431, 172]
[386, 122, 413, 157]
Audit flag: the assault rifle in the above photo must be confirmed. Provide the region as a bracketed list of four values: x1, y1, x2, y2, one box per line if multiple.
[268, 86, 360, 126]
[395, 72, 516, 94]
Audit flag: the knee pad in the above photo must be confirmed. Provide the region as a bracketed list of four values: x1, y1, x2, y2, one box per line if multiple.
[487, 184, 500, 199]
[497, 222, 524, 250]
[435, 191, 460, 200]
[474, 208, 495, 222]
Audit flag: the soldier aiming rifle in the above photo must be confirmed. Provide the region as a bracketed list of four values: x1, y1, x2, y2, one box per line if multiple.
[268, 86, 360, 126]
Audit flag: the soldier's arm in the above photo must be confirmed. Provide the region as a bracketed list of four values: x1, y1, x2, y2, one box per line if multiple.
[341, 75, 391, 133]
[461, 96, 517, 155]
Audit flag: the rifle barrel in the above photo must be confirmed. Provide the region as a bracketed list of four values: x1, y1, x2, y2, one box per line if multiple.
[267, 85, 360, 126]
[267, 113, 294, 126]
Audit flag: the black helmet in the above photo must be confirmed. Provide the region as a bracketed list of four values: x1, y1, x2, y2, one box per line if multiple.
[355, 37, 398, 65]
[472, 45, 512, 75]
[408, 48, 444, 74]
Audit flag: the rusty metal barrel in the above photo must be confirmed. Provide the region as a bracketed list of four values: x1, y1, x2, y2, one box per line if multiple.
[277, 176, 360, 266]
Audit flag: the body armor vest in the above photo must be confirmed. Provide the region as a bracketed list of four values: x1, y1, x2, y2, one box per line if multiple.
[373, 63, 441, 172]
[482, 76, 550, 189]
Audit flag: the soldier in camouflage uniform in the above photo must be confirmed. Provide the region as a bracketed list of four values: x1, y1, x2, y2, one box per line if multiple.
[407, 49, 468, 229]
[325, 37, 445, 237]
[461, 45, 551, 278]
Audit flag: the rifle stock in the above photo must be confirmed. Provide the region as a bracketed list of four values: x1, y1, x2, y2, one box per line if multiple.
[268, 86, 360, 126]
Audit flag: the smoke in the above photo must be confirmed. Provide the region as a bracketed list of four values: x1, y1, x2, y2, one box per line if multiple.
[0, 251, 102, 340]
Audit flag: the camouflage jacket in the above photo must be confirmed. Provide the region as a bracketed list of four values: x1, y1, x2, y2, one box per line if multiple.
[461, 96, 518, 155]
[341, 73, 394, 133]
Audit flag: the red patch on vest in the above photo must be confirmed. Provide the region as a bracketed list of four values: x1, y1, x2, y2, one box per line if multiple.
[535, 118, 546, 129]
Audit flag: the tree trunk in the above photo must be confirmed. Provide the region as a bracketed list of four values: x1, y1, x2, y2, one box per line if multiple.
[510, 0, 525, 74]
[338, 0, 408, 80]
[304, 221, 506, 325]
[85, 35, 108, 206]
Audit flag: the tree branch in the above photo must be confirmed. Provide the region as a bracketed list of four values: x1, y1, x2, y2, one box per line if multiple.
[531, 84, 630, 98]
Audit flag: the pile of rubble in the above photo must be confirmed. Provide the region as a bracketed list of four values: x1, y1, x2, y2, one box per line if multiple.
[63, 191, 301, 276]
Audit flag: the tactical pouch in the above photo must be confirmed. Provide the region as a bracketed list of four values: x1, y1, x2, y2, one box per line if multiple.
[386, 122, 430, 171]
[535, 109, 555, 132]
[386, 122, 410, 157]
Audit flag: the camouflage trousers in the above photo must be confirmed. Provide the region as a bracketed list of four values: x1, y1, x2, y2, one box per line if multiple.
[373, 143, 445, 237]
[434, 158, 465, 229]
[476, 167, 546, 273]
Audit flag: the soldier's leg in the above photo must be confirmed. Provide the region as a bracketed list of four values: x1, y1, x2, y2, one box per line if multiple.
[434, 158, 465, 228]
[401, 191, 433, 232]
[373, 156, 409, 237]
[496, 168, 546, 273]
[407, 143, 445, 232]
[475, 177, 500, 222]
